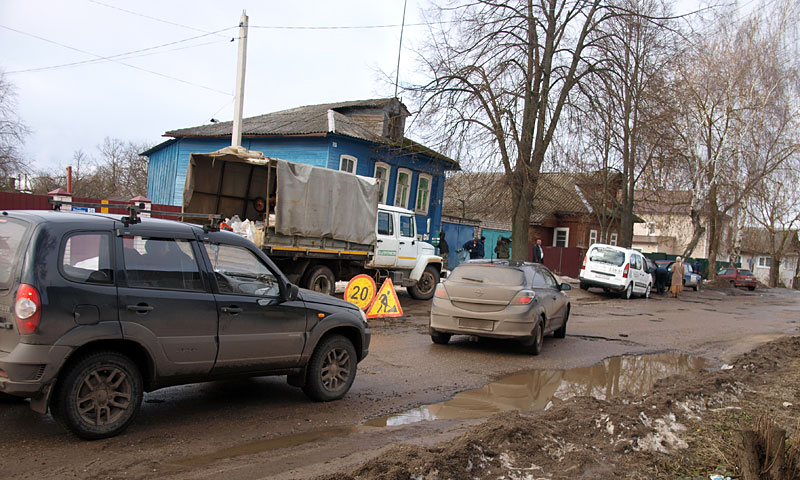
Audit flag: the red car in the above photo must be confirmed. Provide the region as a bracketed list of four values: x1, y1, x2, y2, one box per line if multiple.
[717, 267, 757, 290]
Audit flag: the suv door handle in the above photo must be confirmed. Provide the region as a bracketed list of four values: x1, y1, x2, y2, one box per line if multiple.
[126, 304, 154, 313]
[221, 306, 243, 315]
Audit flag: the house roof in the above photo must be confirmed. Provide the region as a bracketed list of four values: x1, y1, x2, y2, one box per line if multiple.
[443, 171, 620, 227]
[740, 227, 800, 254]
[150, 98, 459, 169]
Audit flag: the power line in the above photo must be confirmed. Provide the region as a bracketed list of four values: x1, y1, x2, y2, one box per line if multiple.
[4, 27, 236, 74]
[0, 24, 232, 96]
[249, 21, 451, 30]
[87, 0, 231, 39]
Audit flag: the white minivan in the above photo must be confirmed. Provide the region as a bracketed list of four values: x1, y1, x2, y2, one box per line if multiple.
[579, 243, 652, 299]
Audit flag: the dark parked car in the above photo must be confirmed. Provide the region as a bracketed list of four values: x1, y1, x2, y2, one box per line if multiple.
[717, 267, 757, 290]
[429, 260, 571, 355]
[655, 260, 702, 291]
[0, 209, 370, 439]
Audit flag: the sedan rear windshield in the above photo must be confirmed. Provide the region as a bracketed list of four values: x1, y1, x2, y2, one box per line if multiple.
[588, 247, 625, 267]
[0, 218, 30, 289]
[739, 270, 754, 276]
[449, 265, 525, 286]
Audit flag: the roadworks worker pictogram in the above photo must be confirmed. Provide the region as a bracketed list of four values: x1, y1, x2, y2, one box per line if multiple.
[366, 278, 404, 318]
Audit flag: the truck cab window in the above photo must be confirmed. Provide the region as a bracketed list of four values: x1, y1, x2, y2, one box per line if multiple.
[377, 212, 393, 236]
[399, 215, 414, 238]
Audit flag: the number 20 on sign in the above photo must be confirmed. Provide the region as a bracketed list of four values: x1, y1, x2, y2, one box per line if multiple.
[344, 274, 377, 310]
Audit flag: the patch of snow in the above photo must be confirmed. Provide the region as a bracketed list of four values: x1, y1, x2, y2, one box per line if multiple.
[633, 413, 688, 453]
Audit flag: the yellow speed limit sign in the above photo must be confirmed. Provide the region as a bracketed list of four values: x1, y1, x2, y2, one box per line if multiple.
[345, 274, 377, 310]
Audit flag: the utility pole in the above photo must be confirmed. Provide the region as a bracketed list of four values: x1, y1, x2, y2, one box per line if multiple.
[232, 10, 249, 148]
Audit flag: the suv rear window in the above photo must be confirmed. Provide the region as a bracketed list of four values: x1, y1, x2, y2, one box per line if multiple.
[589, 247, 625, 266]
[450, 265, 524, 286]
[739, 270, 754, 276]
[0, 218, 29, 289]
[61, 233, 114, 284]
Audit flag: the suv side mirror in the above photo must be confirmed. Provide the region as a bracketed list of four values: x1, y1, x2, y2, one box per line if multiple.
[560, 283, 572, 291]
[286, 283, 300, 301]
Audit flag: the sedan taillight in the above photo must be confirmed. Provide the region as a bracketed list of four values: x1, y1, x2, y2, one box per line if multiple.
[510, 290, 536, 305]
[434, 284, 449, 300]
[15, 284, 41, 335]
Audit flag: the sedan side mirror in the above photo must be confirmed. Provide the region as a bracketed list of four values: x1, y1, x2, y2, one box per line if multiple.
[560, 283, 572, 291]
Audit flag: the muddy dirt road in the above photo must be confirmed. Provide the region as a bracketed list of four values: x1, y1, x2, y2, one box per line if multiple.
[2, 284, 799, 479]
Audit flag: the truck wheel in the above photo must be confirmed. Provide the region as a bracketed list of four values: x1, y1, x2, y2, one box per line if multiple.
[302, 335, 357, 402]
[303, 265, 335, 296]
[50, 351, 143, 440]
[408, 265, 440, 300]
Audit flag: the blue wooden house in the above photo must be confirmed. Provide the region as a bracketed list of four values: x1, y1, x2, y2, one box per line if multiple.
[143, 98, 458, 241]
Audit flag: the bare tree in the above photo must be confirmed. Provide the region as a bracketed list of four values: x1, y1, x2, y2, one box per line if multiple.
[671, 0, 799, 278]
[409, 0, 621, 261]
[0, 71, 29, 186]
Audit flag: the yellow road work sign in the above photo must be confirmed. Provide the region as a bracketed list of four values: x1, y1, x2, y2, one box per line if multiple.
[344, 274, 377, 310]
[366, 278, 404, 318]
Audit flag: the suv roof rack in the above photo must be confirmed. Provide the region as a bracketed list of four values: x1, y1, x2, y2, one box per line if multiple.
[49, 199, 224, 231]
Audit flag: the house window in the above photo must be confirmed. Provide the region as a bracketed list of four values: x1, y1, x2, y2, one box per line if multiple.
[374, 162, 391, 204]
[589, 229, 598, 245]
[415, 174, 432, 215]
[609, 232, 618, 246]
[339, 155, 357, 174]
[554, 228, 569, 247]
[395, 169, 412, 209]
[758, 256, 772, 268]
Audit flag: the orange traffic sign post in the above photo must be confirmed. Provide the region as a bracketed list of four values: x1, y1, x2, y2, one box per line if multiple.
[366, 278, 404, 318]
[344, 274, 377, 311]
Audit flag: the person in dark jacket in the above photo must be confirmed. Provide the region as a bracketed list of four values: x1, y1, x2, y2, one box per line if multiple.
[463, 238, 482, 259]
[438, 231, 449, 269]
[476, 236, 486, 259]
[495, 236, 511, 259]
[532, 239, 544, 263]
[655, 263, 669, 294]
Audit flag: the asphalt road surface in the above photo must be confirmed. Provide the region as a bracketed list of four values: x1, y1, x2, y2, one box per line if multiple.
[2, 283, 799, 479]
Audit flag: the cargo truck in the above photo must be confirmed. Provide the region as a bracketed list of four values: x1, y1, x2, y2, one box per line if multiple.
[182, 147, 443, 299]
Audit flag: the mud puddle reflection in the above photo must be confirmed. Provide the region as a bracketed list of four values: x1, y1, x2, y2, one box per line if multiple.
[173, 352, 706, 466]
[367, 352, 707, 427]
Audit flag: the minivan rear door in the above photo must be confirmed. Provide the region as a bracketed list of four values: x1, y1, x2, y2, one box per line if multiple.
[0, 217, 31, 353]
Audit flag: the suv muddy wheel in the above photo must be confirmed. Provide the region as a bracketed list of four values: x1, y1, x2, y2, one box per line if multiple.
[408, 265, 440, 300]
[50, 351, 143, 440]
[430, 329, 451, 345]
[521, 317, 544, 355]
[302, 335, 357, 402]
[304, 265, 335, 295]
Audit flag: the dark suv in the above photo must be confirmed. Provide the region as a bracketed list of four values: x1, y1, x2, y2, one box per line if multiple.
[0, 210, 370, 439]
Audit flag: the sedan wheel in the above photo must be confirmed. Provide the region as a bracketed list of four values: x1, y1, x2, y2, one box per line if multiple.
[522, 317, 544, 355]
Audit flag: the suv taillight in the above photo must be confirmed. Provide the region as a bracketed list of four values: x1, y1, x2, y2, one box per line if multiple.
[622, 263, 629, 278]
[15, 284, 41, 335]
[581, 255, 587, 270]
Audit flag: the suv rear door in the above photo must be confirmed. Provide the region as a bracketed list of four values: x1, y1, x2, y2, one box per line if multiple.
[198, 233, 308, 373]
[116, 229, 218, 377]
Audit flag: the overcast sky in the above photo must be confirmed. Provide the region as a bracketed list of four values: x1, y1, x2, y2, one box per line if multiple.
[2, 0, 710, 173]
[1, 0, 430, 171]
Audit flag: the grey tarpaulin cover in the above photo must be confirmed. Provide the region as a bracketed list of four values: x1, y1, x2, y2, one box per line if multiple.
[275, 159, 378, 245]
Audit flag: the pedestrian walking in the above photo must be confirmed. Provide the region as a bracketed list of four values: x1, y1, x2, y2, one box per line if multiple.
[495, 236, 511, 259]
[438, 231, 449, 270]
[532, 239, 544, 263]
[671, 257, 685, 298]
[462, 238, 482, 259]
[476, 236, 486, 259]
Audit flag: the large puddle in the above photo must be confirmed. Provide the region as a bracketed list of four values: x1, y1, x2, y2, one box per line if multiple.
[173, 352, 707, 466]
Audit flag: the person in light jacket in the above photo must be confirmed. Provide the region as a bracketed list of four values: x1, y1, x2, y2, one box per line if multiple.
[670, 257, 685, 298]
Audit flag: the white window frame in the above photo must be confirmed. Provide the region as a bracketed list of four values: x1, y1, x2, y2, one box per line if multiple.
[395, 168, 412, 209]
[374, 162, 391, 205]
[757, 256, 771, 268]
[414, 173, 432, 215]
[339, 154, 358, 174]
[589, 229, 598, 245]
[553, 227, 569, 247]
[609, 232, 618, 246]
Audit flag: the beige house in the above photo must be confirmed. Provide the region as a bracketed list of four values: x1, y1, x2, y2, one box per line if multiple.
[632, 191, 727, 259]
[737, 228, 800, 288]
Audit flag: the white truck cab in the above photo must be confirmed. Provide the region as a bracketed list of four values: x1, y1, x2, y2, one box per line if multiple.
[370, 205, 442, 299]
